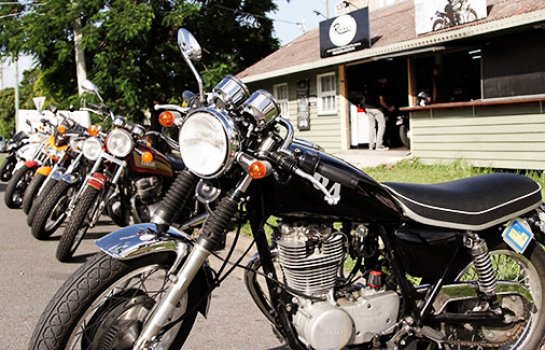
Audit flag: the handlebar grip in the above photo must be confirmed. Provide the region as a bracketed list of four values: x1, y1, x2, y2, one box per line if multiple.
[317, 163, 359, 189]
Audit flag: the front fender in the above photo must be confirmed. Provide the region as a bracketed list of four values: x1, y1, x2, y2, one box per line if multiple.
[96, 223, 213, 316]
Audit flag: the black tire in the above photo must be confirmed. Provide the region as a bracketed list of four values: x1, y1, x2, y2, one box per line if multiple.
[22, 172, 46, 214]
[56, 186, 100, 262]
[29, 252, 200, 350]
[440, 237, 545, 349]
[26, 178, 59, 227]
[4, 165, 34, 209]
[31, 180, 71, 240]
[0, 155, 16, 182]
[399, 124, 410, 147]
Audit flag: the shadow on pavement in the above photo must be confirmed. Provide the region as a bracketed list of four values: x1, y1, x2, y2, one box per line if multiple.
[66, 252, 96, 264]
[0, 182, 6, 192]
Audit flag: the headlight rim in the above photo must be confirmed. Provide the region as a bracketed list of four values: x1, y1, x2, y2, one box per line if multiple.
[178, 108, 238, 179]
[82, 137, 102, 161]
[106, 128, 134, 158]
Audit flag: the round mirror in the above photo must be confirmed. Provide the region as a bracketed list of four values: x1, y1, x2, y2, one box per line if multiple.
[81, 80, 99, 94]
[177, 28, 202, 61]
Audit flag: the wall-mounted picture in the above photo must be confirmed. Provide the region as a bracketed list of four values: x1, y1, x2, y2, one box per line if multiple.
[415, 0, 488, 35]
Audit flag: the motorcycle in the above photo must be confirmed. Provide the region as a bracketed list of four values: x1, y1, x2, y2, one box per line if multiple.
[54, 81, 186, 262]
[431, 0, 478, 31]
[31, 29, 545, 350]
[0, 130, 30, 182]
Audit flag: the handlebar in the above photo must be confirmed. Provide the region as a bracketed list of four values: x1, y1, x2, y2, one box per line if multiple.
[153, 104, 188, 114]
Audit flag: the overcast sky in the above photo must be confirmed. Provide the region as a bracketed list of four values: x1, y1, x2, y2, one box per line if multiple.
[272, 0, 336, 45]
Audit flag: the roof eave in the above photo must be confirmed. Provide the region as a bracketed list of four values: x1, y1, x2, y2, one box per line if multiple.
[241, 9, 545, 84]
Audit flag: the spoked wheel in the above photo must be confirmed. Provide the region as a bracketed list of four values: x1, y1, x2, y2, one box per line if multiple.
[437, 239, 545, 349]
[30, 252, 199, 350]
[4, 165, 34, 209]
[22, 172, 47, 214]
[31, 180, 72, 240]
[0, 156, 16, 182]
[56, 186, 101, 262]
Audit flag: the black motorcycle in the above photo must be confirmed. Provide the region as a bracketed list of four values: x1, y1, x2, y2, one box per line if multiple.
[31, 29, 545, 350]
[0, 130, 29, 182]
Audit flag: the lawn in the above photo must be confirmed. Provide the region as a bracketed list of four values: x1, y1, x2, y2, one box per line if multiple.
[364, 158, 545, 196]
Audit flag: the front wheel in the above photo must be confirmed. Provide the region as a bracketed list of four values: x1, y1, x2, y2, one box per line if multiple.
[4, 165, 34, 209]
[441, 239, 545, 349]
[31, 180, 72, 240]
[30, 252, 199, 350]
[22, 172, 46, 214]
[27, 178, 59, 227]
[56, 186, 101, 262]
[0, 155, 16, 182]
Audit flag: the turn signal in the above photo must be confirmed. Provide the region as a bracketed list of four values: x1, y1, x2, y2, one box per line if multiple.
[248, 161, 268, 179]
[159, 111, 175, 128]
[57, 125, 66, 134]
[87, 125, 99, 137]
[141, 151, 154, 163]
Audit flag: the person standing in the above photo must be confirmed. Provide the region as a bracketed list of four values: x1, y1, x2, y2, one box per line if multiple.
[361, 76, 393, 151]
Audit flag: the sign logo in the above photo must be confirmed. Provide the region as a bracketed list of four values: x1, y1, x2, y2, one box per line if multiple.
[329, 14, 357, 47]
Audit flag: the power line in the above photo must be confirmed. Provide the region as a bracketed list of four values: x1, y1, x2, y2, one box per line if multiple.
[211, 3, 303, 26]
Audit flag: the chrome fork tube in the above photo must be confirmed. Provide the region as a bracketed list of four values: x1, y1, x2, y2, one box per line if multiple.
[134, 244, 211, 349]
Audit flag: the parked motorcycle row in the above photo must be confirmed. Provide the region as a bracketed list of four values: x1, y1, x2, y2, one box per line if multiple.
[12, 29, 545, 349]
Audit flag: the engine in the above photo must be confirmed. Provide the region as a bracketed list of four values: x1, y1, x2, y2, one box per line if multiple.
[133, 177, 163, 222]
[276, 224, 400, 350]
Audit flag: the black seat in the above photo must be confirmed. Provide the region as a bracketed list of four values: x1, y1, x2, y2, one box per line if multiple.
[383, 173, 542, 230]
[166, 154, 185, 172]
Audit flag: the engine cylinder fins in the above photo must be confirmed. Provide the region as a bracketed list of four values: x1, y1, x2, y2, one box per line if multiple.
[135, 177, 162, 203]
[277, 233, 344, 295]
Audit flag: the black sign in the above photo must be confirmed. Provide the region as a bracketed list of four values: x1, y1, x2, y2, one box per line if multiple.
[296, 79, 310, 131]
[319, 7, 370, 58]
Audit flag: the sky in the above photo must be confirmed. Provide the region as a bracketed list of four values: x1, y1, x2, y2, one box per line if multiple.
[271, 0, 337, 46]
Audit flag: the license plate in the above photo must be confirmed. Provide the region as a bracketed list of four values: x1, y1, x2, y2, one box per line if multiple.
[502, 218, 534, 254]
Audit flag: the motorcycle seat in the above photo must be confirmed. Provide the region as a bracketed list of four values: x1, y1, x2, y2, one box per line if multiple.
[383, 173, 541, 231]
[166, 154, 185, 172]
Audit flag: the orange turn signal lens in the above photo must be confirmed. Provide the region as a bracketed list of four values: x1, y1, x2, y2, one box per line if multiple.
[87, 125, 99, 137]
[141, 151, 154, 163]
[159, 111, 175, 128]
[57, 125, 66, 134]
[248, 161, 267, 179]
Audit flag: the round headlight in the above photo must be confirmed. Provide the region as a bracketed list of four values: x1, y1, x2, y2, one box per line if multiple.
[106, 129, 133, 157]
[82, 137, 102, 161]
[178, 109, 237, 178]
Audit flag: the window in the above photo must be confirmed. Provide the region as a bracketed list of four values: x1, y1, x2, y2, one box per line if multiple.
[273, 83, 289, 118]
[317, 72, 337, 115]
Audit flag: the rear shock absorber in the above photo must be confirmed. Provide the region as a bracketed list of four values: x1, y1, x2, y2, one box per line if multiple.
[151, 169, 198, 232]
[465, 233, 498, 300]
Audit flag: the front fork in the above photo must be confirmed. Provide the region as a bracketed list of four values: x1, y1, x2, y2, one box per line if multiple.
[134, 175, 253, 349]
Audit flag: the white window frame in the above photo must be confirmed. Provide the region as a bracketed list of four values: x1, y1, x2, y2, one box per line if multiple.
[317, 72, 337, 115]
[273, 83, 289, 118]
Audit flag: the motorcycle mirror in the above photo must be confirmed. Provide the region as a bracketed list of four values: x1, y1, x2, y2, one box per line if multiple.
[48, 105, 58, 114]
[26, 119, 32, 126]
[81, 80, 99, 94]
[177, 28, 202, 62]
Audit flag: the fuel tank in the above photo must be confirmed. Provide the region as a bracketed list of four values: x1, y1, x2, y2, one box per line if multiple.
[257, 143, 403, 223]
[127, 144, 174, 177]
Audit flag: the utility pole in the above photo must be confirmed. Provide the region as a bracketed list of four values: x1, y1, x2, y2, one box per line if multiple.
[325, 0, 330, 18]
[71, 1, 87, 95]
[14, 54, 19, 132]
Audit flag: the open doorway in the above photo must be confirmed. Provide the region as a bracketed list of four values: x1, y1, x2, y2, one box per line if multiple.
[346, 59, 409, 149]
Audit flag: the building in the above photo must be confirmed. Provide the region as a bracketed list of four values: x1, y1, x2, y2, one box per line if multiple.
[238, 0, 545, 170]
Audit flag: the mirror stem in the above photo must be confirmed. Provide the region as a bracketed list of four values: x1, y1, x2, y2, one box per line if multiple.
[183, 55, 206, 105]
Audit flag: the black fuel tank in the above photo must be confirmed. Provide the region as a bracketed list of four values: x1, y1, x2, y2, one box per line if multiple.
[256, 143, 403, 223]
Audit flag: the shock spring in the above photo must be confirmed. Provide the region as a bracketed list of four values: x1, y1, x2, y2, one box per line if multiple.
[468, 235, 497, 298]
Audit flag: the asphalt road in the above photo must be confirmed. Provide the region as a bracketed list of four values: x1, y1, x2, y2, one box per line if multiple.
[0, 181, 284, 349]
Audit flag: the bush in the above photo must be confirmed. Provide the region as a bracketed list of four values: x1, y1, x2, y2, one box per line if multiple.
[0, 88, 15, 138]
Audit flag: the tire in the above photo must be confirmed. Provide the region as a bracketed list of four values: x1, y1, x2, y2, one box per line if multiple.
[29, 252, 200, 350]
[399, 124, 410, 147]
[31, 180, 71, 240]
[26, 178, 59, 227]
[432, 18, 446, 31]
[22, 172, 46, 214]
[439, 237, 545, 349]
[4, 165, 34, 209]
[56, 186, 101, 262]
[0, 155, 16, 182]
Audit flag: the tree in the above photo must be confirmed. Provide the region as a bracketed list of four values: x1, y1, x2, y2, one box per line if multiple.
[1, 0, 280, 123]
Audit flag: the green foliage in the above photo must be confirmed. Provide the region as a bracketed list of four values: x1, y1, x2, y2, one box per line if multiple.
[0, 88, 15, 137]
[1, 0, 280, 121]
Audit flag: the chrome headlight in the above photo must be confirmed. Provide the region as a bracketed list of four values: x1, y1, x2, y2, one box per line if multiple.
[106, 129, 133, 158]
[82, 137, 102, 161]
[70, 138, 84, 153]
[178, 109, 237, 178]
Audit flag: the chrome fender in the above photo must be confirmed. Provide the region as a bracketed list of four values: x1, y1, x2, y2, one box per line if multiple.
[96, 223, 213, 316]
[96, 223, 193, 261]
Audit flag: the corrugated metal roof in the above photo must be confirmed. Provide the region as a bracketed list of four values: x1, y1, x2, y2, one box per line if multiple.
[239, 0, 545, 83]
